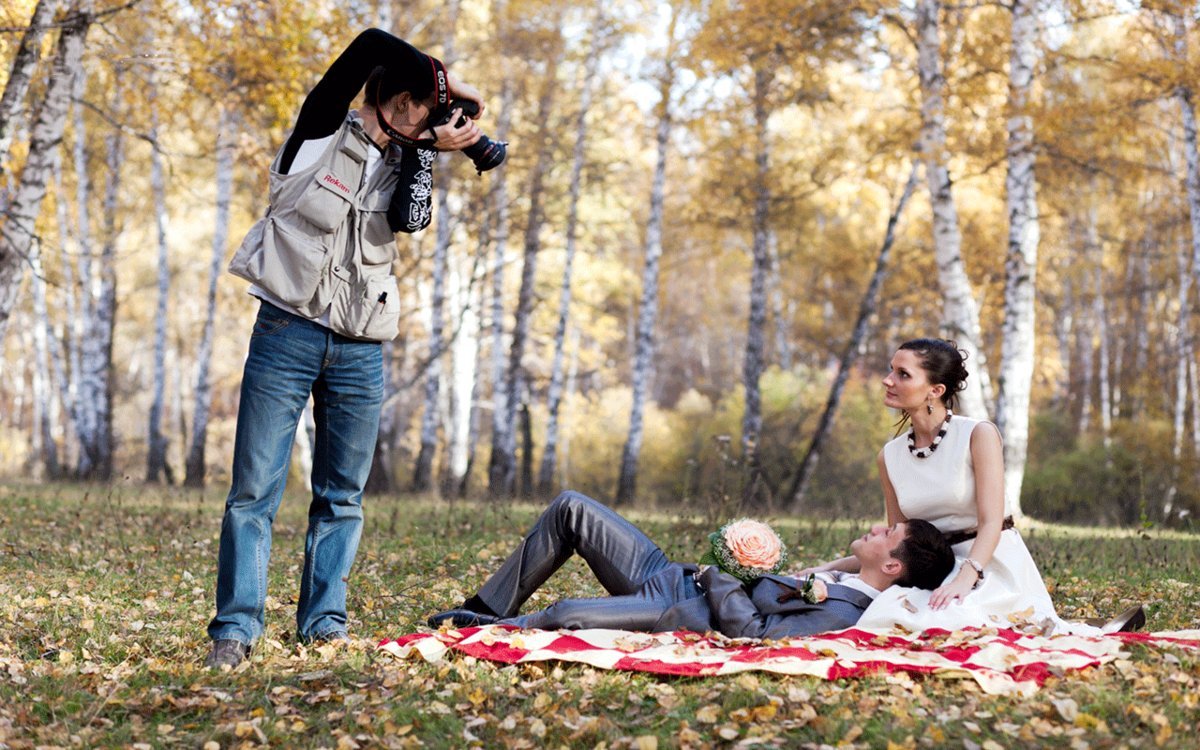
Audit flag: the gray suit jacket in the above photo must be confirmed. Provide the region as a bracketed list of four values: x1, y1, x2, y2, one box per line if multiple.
[653, 567, 874, 639]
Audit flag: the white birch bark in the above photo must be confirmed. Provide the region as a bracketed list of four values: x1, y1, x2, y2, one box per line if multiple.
[413, 168, 453, 492]
[993, 0, 1041, 519]
[917, 0, 992, 418]
[446, 249, 481, 490]
[0, 12, 90, 348]
[1132, 230, 1151, 416]
[538, 28, 599, 495]
[30, 237, 62, 477]
[486, 75, 516, 497]
[1169, 227, 1190, 507]
[145, 96, 172, 483]
[1053, 275, 1073, 408]
[1075, 272, 1093, 434]
[76, 97, 120, 480]
[616, 45, 674, 505]
[1190, 354, 1200, 461]
[741, 66, 772, 481]
[413, 0, 460, 493]
[1167, 8, 1200, 514]
[0, 0, 61, 168]
[1090, 221, 1111, 450]
[185, 105, 235, 486]
[67, 94, 92, 444]
[52, 155, 80, 465]
[768, 230, 792, 371]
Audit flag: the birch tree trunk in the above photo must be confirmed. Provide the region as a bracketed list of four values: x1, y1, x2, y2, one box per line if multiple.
[145, 97, 172, 483]
[185, 105, 235, 487]
[1053, 275, 1073, 409]
[486, 77, 516, 497]
[740, 66, 773, 494]
[77, 88, 121, 480]
[66, 92, 92, 449]
[1167, 8, 1200, 515]
[788, 165, 920, 510]
[0, 11, 90, 347]
[1168, 228, 1191, 511]
[76, 97, 119, 480]
[538, 28, 599, 496]
[446, 248, 481, 493]
[1131, 229, 1151, 416]
[616, 48, 674, 505]
[30, 237, 62, 478]
[0, 0, 61, 168]
[1190, 355, 1200, 460]
[494, 57, 559, 498]
[413, 170, 453, 492]
[916, 0, 992, 418]
[1089, 211, 1112, 451]
[1075, 268, 1093, 434]
[993, 0, 1041, 519]
[768, 231, 792, 371]
[52, 156, 80, 464]
[412, 0, 460, 493]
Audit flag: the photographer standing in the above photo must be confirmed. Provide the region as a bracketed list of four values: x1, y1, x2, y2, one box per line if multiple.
[206, 29, 488, 669]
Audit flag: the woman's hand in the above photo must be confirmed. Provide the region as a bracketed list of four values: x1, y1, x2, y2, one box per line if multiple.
[429, 111, 481, 151]
[929, 565, 978, 610]
[445, 72, 484, 116]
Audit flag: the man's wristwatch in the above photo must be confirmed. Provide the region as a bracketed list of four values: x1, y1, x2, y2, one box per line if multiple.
[964, 558, 985, 590]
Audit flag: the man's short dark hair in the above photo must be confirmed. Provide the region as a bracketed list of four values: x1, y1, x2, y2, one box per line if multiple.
[891, 519, 955, 589]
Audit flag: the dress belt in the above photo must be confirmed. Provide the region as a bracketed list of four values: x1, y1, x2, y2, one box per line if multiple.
[943, 516, 1014, 546]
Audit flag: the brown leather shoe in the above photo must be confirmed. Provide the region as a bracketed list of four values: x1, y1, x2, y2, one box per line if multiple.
[204, 639, 250, 669]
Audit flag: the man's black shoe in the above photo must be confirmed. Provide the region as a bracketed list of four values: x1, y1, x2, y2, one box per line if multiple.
[427, 609, 499, 628]
[204, 639, 250, 669]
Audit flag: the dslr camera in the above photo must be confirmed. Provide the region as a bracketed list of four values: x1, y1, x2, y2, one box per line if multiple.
[434, 99, 506, 173]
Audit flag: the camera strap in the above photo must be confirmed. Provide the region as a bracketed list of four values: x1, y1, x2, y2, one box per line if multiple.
[374, 55, 447, 149]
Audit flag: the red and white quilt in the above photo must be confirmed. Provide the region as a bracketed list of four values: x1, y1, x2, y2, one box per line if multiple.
[379, 626, 1200, 696]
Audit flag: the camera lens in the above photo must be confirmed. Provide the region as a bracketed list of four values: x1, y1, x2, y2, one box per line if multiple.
[463, 137, 506, 173]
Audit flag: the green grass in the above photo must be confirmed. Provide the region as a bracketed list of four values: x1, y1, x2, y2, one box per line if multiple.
[0, 481, 1197, 748]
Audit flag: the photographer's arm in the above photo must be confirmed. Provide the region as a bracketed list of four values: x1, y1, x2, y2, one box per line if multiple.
[388, 146, 436, 234]
[281, 28, 429, 173]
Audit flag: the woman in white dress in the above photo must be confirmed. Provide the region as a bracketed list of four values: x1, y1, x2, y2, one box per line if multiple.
[805, 339, 1135, 635]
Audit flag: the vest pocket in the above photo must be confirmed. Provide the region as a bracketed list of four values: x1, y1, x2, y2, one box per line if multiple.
[229, 217, 327, 307]
[295, 170, 353, 233]
[355, 276, 401, 341]
[360, 193, 396, 266]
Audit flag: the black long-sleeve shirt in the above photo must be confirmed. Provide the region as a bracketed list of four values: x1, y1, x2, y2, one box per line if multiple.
[280, 29, 435, 233]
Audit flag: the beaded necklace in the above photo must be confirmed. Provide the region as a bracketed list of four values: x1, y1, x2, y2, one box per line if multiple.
[907, 410, 953, 459]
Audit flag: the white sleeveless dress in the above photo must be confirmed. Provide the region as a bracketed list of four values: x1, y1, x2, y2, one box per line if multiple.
[855, 416, 1099, 635]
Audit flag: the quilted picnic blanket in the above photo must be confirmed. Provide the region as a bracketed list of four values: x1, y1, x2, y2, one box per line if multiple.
[379, 625, 1200, 696]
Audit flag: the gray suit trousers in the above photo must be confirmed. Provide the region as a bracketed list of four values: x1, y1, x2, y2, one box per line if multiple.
[476, 491, 703, 631]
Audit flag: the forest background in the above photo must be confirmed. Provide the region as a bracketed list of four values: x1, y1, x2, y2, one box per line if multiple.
[2, 0, 1200, 528]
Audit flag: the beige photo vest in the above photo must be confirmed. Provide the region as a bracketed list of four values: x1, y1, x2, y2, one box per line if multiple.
[229, 114, 404, 341]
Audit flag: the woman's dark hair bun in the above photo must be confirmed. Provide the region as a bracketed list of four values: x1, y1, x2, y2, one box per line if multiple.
[898, 338, 969, 408]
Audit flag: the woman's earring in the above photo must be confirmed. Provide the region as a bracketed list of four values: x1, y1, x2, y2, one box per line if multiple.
[926, 396, 933, 415]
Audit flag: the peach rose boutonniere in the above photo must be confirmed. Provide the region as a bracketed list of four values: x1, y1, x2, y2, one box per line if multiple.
[699, 519, 787, 582]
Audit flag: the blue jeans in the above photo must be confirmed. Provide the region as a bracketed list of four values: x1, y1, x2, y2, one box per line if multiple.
[208, 301, 383, 645]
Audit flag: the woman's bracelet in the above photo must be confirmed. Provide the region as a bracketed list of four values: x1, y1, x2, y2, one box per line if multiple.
[964, 558, 985, 590]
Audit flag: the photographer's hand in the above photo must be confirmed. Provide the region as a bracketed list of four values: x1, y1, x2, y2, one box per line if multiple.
[445, 73, 484, 117]
[428, 110, 482, 151]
